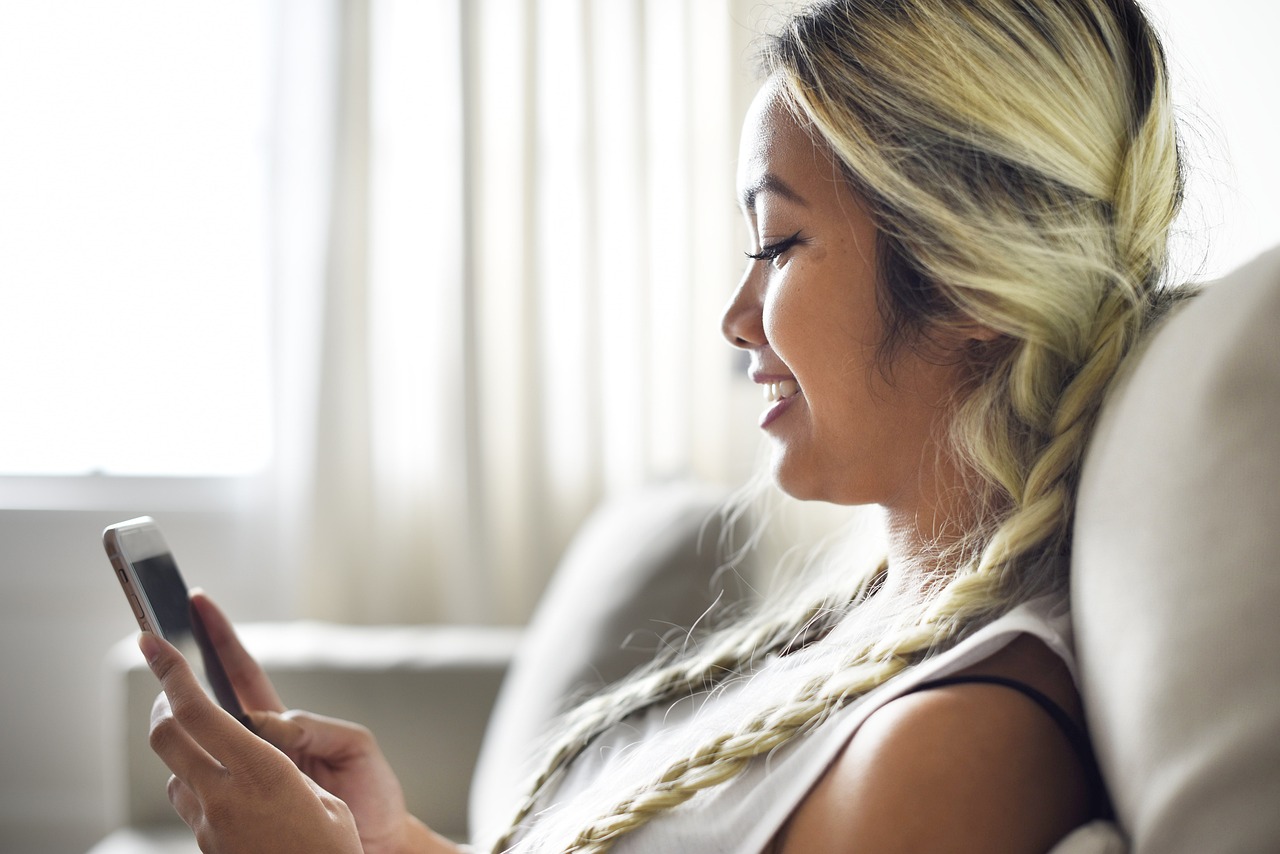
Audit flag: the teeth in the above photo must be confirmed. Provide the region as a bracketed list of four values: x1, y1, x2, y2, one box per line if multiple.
[762, 380, 800, 403]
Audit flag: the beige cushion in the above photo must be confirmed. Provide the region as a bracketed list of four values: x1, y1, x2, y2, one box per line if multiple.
[468, 480, 745, 842]
[1073, 246, 1280, 852]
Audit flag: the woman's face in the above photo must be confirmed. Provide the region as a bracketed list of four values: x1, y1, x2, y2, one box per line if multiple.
[722, 79, 972, 510]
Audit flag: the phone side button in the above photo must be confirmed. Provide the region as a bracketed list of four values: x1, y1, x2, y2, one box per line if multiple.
[126, 593, 146, 620]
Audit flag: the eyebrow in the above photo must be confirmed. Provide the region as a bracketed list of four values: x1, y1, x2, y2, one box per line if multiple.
[739, 172, 808, 212]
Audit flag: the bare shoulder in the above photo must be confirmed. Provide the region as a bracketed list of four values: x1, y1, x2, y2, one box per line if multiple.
[776, 634, 1091, 854]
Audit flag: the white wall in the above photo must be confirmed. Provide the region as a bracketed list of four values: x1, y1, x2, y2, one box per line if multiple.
[1147, 0, 1280, 279]
[0, 489, 282, 853]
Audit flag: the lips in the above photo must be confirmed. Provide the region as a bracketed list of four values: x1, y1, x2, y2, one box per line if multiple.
[752, 375, 802, 429]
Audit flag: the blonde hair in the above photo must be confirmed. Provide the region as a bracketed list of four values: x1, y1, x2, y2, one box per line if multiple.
[493, 0, 1184, 849]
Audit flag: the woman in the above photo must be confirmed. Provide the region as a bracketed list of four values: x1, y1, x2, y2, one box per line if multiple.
[141, 0, 1185, 851]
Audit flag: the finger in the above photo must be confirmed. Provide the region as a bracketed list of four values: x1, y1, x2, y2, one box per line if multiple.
[190, 590, 286, 713]
[141, 632, 262, 772]
[166, 772, 203, 830]
[246, 710, 310, 764]
[149, 689, 223, 790]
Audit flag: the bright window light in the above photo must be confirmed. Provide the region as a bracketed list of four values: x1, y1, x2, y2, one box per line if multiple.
[1146, 0, 1280, 280]
[0, 1, 273, 476]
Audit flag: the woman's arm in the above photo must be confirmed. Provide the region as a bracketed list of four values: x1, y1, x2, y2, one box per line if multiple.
[778, 637, 1092, 854]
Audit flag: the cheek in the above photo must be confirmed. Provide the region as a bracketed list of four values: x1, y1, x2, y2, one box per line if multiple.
[760, 265, 827, 360]
[759, 279, 793, 350]
[764, 268, 880, 386]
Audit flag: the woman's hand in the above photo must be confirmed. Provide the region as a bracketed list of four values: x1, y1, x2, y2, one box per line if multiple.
[143, 630, 365, 854]
[246, 708, 433, 854]
[147, 593, 459, 853]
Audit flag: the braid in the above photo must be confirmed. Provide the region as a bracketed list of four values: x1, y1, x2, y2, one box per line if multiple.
[491, 643, 745, 851]
[569, 706, 804, 851]
[929, 1, 1185, 631]
[566, 655, 916, 852]
[935, 287, 1143, 625]
[490, 577, 872, 851]
[1111, 7, 1184, 294]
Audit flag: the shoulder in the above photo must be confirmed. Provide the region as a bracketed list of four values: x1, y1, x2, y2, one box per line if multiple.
[776, 634, 1091, 854]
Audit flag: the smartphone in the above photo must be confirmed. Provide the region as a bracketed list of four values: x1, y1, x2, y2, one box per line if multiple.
[103, 516, 249, 726]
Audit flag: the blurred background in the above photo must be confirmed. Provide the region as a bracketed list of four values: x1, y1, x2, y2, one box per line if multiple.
[1, 0, 1276, 851]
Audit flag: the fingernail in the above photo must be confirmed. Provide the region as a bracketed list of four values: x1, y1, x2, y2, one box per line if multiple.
[138, 632, 162, 666]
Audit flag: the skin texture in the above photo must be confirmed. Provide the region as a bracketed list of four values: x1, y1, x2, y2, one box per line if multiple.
[143, 592, 459, 854]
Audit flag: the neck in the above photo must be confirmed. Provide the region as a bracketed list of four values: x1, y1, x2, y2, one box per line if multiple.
[880, 512, 949, 600]
[880, 454, 984, 599]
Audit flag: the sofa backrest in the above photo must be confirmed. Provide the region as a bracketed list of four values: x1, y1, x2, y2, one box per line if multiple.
[1072, 246, 1280, 851]
[468, 480, 750, 843]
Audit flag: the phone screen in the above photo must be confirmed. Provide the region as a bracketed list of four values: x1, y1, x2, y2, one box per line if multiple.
[105, 518, 249, 726]
[132, 552, 192, 638]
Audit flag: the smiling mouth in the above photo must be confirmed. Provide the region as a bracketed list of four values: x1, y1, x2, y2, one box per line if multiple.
[763, 379, 801, 403]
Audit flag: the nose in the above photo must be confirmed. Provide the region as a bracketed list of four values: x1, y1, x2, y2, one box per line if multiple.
[721, 266, 765, 351]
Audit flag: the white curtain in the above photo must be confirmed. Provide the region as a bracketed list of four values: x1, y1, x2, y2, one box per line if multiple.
[268, 0, 771, 625]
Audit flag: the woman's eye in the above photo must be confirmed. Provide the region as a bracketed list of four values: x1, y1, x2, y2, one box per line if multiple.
[745, 231, 804, 264]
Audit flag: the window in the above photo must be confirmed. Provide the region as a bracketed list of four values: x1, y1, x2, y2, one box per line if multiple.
[0, 0, 273, 476]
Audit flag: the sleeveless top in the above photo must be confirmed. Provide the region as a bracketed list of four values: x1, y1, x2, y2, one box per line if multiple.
[495, 593, 1081, 854]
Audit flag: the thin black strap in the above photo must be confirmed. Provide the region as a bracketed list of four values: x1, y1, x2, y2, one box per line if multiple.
[904, 674, 1112, 819]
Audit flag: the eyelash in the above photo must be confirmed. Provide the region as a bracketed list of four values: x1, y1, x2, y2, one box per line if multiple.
[745, 231, 805, 263]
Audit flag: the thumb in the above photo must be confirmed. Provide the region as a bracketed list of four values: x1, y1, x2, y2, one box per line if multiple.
[250, 708, 376, 765]
[247, 709, 309, 755]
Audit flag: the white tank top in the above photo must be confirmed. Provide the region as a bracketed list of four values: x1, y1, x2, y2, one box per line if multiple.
[496, 594, 1077, 854]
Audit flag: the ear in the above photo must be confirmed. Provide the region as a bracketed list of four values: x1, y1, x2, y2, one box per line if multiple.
[939, 317, 1002, 346]
[936, 304, 1004, 347]
[958, 323, 1002, 343]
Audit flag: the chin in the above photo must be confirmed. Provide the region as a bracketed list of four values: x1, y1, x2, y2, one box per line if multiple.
[771, 454, 866, 506]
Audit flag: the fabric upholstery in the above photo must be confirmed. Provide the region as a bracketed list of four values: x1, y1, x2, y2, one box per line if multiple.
[1073, 246, 1280, 852]
[468, 480, 745, 841]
